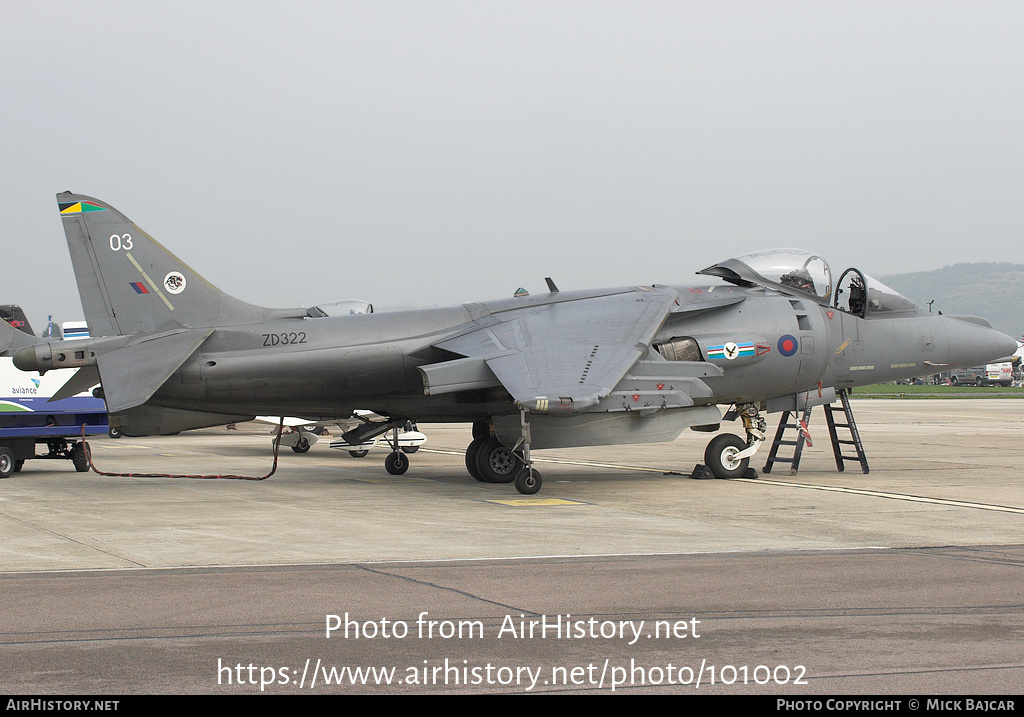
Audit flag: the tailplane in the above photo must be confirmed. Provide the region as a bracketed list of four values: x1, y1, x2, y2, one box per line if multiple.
[57, 192, 303, 336]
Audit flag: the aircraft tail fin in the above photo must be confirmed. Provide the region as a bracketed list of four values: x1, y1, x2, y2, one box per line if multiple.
[0, 316, 39, 356]
[57, 193, 303, 336]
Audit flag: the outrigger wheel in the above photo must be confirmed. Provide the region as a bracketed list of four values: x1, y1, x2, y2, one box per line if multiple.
[385, 449, 409, 475]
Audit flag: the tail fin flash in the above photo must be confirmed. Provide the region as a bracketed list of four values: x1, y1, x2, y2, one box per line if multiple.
[58, 193, 302, 336]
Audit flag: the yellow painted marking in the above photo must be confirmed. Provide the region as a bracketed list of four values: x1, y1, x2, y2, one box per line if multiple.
[486, 498, 583, 506]
[125, 252, 175, 311]
[60, 202, 83, 214]
[835, 339, 852, 354]
[850, 365, 875, 371]
[890, 363, 916, 369]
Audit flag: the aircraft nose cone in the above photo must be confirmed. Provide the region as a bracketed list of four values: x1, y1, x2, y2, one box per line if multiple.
[947, 320, 1018, 367]
[977, 326, 1020, 363]
[994, 331, 1019, 361]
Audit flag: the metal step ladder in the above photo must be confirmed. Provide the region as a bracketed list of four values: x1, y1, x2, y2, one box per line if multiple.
[823, 389, 869, 474]
[762, 389, 869, 475]
[762, 406, 814, 475]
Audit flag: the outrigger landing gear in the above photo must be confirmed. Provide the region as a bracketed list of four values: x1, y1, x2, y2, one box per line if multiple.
[384, 424, 410, 475]
[339, 415, 416, 475]
[509, 409, 541, 495]
[696, 403, 766, 479]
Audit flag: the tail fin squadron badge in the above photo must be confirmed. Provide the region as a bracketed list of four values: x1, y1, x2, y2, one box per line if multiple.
[163, 272, 186, 295]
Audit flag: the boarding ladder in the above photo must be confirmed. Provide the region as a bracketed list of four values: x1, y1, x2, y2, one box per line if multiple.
[762, 389, 869, 475]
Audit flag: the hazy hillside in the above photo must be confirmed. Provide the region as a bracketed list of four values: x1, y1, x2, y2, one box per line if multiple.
[881, 263, 1024, 340]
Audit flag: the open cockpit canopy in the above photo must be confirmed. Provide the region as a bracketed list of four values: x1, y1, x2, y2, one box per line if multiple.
[833, 269, 918, 317]
[699, 249, 833, 302]
[699, 249, 920, 317]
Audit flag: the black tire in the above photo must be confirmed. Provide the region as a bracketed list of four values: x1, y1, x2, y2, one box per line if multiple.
[465, 438, 487, 481]
[704, 434, 749, 479]
[291, 436, 311, 454]
[514, 467, 542, 495]
[0, 447, 14, 479]
[14, 459, 25, 473]
[71, 442, 91, 473]
[385, 451, 409, 475]
[108, 427, 122, 439]
[472, 421, 490, 440]
[475, 436, 519, 483]
[348, 449, 369, 458]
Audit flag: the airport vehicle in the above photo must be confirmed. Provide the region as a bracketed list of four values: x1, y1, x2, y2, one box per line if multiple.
[0, 310, 109, 478]
[949, 363, 1013, 387]
[3, 193, 1017, 494]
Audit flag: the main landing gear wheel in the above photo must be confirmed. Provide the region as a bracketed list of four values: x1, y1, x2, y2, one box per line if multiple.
[71, 442, 91, 473]
[704, 434, 749, 479]
[465, 437, 487, 482]
[475, 437, 519, 484]
[292, 436, 311, 454]
[385, 451, 409, 475]
[514, 467, 542, 495]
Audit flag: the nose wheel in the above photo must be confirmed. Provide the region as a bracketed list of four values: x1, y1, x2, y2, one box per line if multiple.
[695, 403, 765, 480]
[703, 433, 750, 479]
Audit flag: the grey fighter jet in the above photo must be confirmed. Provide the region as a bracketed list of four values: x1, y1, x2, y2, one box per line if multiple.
[4, 193, 1017, 494]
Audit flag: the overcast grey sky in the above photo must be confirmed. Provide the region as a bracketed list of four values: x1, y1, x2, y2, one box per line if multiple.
[3, 1, 1022, 332]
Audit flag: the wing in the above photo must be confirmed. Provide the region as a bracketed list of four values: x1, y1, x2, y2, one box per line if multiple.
[421, 287, 679, 412]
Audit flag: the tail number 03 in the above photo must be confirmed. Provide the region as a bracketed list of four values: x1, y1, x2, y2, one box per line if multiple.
[109, 234, 134, 251]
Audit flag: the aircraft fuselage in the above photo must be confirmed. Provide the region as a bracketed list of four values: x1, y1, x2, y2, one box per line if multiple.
[139, 282, 1010, 425]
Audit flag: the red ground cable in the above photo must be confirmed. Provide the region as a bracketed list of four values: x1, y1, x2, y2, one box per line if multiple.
[79, 419, 285, 480]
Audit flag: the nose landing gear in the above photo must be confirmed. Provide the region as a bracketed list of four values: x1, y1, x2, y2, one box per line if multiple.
[694, 403, 765, 479]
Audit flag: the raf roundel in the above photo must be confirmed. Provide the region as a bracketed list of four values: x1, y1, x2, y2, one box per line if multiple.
[778, 334, 798, 357]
